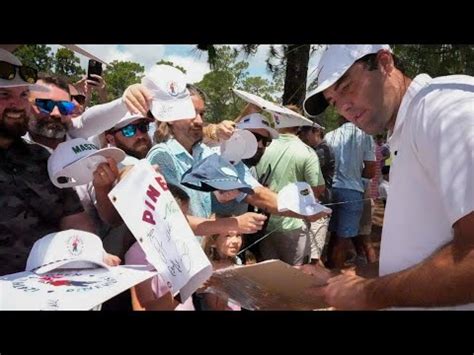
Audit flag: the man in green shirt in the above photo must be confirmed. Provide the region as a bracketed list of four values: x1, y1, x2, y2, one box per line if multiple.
[256, 114, 325, 265]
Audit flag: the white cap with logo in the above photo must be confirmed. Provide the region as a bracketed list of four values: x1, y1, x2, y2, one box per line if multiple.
[142, 64, 196, 122]
[26, 229, 110, 274]
[278, 182, 332, 216]
[236, 113, 279, 139]
[47, 138, 126, 188]
[304, 45, 392, 117]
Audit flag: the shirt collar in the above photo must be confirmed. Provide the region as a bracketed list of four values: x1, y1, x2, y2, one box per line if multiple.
[388, 74, 432, 147]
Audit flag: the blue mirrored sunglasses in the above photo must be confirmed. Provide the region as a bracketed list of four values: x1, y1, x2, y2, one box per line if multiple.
[35, 98, 76, 115]
[119, 122, 150, 137]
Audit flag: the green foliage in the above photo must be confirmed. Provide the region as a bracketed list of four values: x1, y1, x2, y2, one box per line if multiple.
[102, 60, 145, 101]
[196, 46, 253, 123]
[13, 45, 54, 74]
[156, 59, 187, 74]
[53, 48, 85, 82]
[392, 44, 474, 77]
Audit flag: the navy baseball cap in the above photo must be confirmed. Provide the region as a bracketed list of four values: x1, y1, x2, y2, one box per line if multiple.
[181, 154, 255, 194]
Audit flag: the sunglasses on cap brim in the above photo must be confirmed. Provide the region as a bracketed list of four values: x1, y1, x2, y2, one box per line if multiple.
[35, 98, 76, 115]
[71, 94, 86, 105]
[0, 61, 38, 84]
[117, 122, 150, 138]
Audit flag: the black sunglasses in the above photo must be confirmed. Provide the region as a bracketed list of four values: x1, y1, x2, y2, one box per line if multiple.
[71, 94, 86, 105]
[117, 122, 150, 138]
[0, 61, 38, 84]
[252, 132, 272, 147]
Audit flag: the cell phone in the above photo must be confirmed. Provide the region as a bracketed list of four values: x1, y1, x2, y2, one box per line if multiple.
[87, 59, 103, 82]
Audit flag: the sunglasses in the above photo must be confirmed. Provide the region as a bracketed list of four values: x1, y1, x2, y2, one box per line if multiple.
[35, 98, 76, 115]
[0, 61, 38, 84]
[118, 122, 150, 138]
[71, 94, 86, 105]
[252, 132, 272, 147]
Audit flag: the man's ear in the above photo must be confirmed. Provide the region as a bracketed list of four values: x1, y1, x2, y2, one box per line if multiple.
[377, 50, 395, 75]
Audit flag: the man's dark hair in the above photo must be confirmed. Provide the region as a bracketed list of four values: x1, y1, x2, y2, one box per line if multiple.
[37, 74, 70, 94]
[356, 53, 407, 75]
[298, 125, 324, 138]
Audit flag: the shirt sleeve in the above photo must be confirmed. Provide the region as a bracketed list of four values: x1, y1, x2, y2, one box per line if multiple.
[417, 96, 474, 225]
[303, 149, 323, 187]
[69, 98, 128, 139]
[146, 147, 180, 187]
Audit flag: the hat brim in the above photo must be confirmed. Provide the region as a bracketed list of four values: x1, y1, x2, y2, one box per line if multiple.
[150, 97, 196, 122]
[279, 203, 331, 216]
[33, 258, 111, 274]
[202, 181, 254, 195]
[304, 63, 353, 117]
[236, 122, 279, 139]
[52, 147, 126, 188]
[220, 130, 258, 163]
[0, 78, 50, 92]
[303, 93, 330, 117]
[113, 115, 153, 130]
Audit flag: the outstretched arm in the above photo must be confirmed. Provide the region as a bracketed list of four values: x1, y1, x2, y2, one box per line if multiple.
[308, 212, 474, 309]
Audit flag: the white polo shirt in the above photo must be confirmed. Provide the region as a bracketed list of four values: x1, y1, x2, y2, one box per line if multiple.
[380, 74, 474, 276]
[380, 74, 474, 309]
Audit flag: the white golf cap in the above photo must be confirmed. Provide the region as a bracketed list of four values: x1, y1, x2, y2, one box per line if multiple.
[236, 113, 279, 139]
[110, 112, 153, 130]
[142, 64, 196, 122]
[26, 229, 110, 274]
[304, 45, 392, 117]
[48, 138, 126, 188]
[277, 182, 332, 216]
[220, 129, 258, 164]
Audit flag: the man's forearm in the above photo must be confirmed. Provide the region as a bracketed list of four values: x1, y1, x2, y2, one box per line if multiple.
[365, 242, 474, 308]
[188, 215, 237, 236]
[95, 188, 123, 227]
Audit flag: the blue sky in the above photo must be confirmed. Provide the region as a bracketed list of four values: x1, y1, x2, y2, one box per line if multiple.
[49, 44, 323, 89]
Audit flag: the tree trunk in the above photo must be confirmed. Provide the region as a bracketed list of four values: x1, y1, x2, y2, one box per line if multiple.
[282, 44, 310, 108]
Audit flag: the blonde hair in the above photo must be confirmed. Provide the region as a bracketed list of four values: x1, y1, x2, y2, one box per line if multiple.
[201, 214, 242, 263]
[154, 121, 172, 143]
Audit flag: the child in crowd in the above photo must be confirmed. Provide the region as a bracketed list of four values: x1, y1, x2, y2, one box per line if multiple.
[198, 214, 244, 311]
